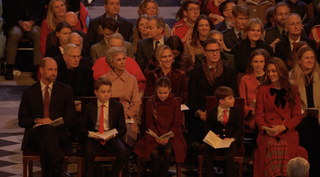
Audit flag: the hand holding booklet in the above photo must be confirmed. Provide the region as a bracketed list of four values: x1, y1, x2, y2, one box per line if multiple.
[146, 129, 174, 141]
[36, 117, 64, 127]
[203, 131, 235, 149]
[88, 128, 118, 141]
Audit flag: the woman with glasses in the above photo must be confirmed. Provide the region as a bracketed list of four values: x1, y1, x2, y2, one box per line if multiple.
[101, 47, 140, 148]
[45, 21, 72, 58]
[187, 38, 239, 143]
[231, 18, 274, 82]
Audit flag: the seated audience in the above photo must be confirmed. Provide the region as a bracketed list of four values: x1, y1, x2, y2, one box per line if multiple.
[2, 0, 45, 80]
[56, 43, 94, 112]
[79, 77, 130, 177]
[45, 21, 72, 58]
[144, 45, 188, 104]
[275, 13, 317, 63]
[134, 77, 187, 177]
[92, 33, 146, 91]
[90, 17, 134, 61]
[284, 0, 308, 22]
[286, 41, 309, 70]
[289, 47, 320, 176]
[18, 58, 75, 177]
[136, 15, 168, 71]
[195, 30, 234, 68]
[204, 86, 243, 177]
[101, 47, 140, 148]
[138, 0, 171, 36]
[171, 0, 200, 44]
[264, 6, 276, 29]
[40, 0, 82, 58]
[254, 57, 302, 177]
[200, 0, 224, 25]
[45, 12, 86, 51]
[287, 157, 310, 177]
[239, 49, 269, 130]
[231, 18, 274, 80]
[185, 15, 215, 63]
[133, 14, 149, 54]
[187, 38, 239, 142]
[223, 4, 250, 50]
[215, 0, 235, 32]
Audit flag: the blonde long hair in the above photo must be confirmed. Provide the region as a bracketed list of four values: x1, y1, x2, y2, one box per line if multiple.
[46, 0, 66, 30]
[290, 47, 320, 87]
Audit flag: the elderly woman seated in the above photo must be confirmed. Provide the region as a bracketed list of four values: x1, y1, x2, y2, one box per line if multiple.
[101, 47, 141, 148]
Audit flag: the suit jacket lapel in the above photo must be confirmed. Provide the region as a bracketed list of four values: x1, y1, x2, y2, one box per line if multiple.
[284, 38, 291, 58]
[50, 82, 58, 119]
[250, 74, 260, 87]
[274, 28, 282, 40]
[266, 84, 286, 118]
[108, 100, 114, 129]
[230, 29, 238, 44]
[35, 82, 44, 117]
[147, 38, 153, 59]
[91, 100, 98, 127]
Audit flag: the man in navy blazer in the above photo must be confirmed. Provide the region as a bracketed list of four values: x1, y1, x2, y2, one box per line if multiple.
[275, 13, 317, 62]
[85, 0, 133, 50]
[135, 15, 168, 71]
[18, 58, 76, 177]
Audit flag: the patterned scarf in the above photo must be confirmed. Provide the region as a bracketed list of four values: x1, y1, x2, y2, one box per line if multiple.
[202, 59, 224, 85]
[265, 137, 289, 177]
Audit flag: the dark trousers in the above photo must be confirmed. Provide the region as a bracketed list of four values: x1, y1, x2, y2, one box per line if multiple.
[296, 116, 320, 177]
[151, 143, 173, 177]
[203, 141, 240, 177]
[84, 137, 131, 177]
[28, 125, 66, 177]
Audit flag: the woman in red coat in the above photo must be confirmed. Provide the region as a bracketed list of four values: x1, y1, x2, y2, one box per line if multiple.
[239, 49, 269, 130]
[254, 57, 302, 177]
[133, 77, 187, 177]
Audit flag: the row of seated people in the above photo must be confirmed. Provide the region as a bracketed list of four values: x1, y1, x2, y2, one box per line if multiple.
[18, 32, 319, 177]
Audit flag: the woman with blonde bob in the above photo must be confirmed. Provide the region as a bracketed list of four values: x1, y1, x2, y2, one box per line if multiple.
[231, 18, 274, 80]
[137, 0, 171, 36]
[290, 46, 320, 176]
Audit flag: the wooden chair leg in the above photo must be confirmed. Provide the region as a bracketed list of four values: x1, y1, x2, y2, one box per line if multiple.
[199, 157, 203, 177]
[63, 157, 68, 171]
[142, 161, 147, 177]
[77, 160, 82, 177]
[176, 163, 181, 177]
[238, 161, 243, 177]
[23, 158, 27, 177]
[28, 160, 33, 177]
[137, 159, 141, 177]
[119, 170, 122, 177]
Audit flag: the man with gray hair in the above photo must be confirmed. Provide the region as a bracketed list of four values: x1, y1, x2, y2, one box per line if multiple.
[56, 43, 94, 112]
[275, 13, 317, 62]
[54, 32, 93, 69]
[286, 157, 310, 177]
[135, 15, 168, 71]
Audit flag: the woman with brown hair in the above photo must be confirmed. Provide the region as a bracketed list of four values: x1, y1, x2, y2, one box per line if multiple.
[286, 41, 309, 70]
[132, 14, 149, 54]
[254, 57, 303, 177]
[290, 46, 320, 176]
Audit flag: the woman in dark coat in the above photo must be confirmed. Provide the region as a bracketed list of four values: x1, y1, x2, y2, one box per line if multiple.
[231, 18, 274, 80]
[144, 44, 188, 104]
[133, 77, 187, 177]
[254, 57, 302, 177]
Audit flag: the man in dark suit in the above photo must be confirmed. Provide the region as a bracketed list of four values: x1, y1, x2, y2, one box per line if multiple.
[46, 12, 87, 51]
[223, 4, 249, 50]
[54, 32, 93, 69]
[56, 43, 94, 112]
[86, 0, 133, 49]
[215, 0, 235, 32]
[275, 13, 317, 62]
[136, 15, 168, 71]
[187, 38, 239, 143]
[79, 77, 130, 177]
[2, 0, 45, 80]
[18, 58, 75, 177]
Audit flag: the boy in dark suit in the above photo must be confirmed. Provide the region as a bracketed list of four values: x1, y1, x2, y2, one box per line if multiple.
[79, 77, 130, 177]
[204, 86, 243, 177]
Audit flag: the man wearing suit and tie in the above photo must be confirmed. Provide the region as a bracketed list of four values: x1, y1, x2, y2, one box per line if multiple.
[86, 0, 133, 48]
[215, 0, 235, 32]
[79, 77, 130, 177]
[136, 15, 168, 71]
[275, 13, 317, 62]
[222, 4, 249, 51]
[18, 58, 76, 177]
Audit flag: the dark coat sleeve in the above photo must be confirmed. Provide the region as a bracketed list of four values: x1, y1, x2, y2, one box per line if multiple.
[144, 71, 156, 96]
[187, 67, 202, 112]
[63, 86, 76, 129]
[136, 40, 145, 71]
[231, 107, 243, 142]
[114, 102, 127, 138]
[18, 88, 38, 129]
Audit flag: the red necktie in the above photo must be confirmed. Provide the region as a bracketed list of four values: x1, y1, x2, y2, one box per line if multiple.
[292, 41, 297, 48]
[44, 86, 50, 118]
[99, 104, 105, 145]
[223, 110, 228, 126]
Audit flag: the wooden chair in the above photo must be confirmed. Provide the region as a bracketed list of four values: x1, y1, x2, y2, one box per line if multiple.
[198, 96, 245, 177]
[77, 96, 122, 177]
[136, 96, 181, 177]
[22, 147, 68, 177]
